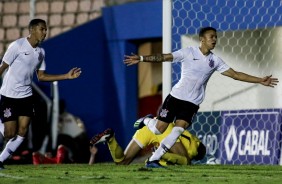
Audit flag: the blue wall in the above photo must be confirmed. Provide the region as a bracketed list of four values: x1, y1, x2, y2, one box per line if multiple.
[41, 18, 116, 135]
[38, 0, 162, 161]
[101, 0, 162, 146]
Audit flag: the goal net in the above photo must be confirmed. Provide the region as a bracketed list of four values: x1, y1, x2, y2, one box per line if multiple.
[169, 0, 282, 164]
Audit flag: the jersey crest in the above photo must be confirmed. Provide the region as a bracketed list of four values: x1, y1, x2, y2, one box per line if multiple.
[209, 59, 214, 68]
[159, 109, 169, 118]
[3, 108, 12, 118]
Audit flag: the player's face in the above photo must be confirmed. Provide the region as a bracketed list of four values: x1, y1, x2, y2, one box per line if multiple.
[31, 23, 47, 43]
[200, 30, 217, 50]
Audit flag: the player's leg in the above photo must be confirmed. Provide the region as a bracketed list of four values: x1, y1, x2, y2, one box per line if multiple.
[146, 97, 199, 168]
[90, 128, 114, 145]
[0, 120, 18, 169]
[90, 128, 126, 163]
[134, 115, 168, 135]
[0, 116, 29, 160]
[106, 134, 125, 163]
[147, 120, 187, 164]
[118, 139, 142, 165]
[0, 96, 34, 169]
[134, 94, 176, 134]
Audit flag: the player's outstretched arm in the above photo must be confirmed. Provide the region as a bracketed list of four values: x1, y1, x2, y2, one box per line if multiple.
[124, 53, 173, 66]
[36, 67, 82, 82]
[222, 68, 279, 87]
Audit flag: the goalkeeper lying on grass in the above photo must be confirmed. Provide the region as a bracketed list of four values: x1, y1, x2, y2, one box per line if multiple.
[89, 122, 206, 166]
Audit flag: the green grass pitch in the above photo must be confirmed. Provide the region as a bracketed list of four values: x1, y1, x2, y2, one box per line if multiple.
[0, 163, 282, 184]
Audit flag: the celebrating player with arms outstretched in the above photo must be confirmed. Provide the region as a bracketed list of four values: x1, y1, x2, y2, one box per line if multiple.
[0, 19, 81, 170]
[124, 27, 279, 168]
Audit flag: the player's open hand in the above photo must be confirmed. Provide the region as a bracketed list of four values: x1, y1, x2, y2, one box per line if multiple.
[67, 67, 82, 79]
[124, 53, 142, 66]
[260, 75, 279, 87]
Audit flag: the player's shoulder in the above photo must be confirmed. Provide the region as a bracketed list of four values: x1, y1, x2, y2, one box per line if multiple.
[182, 46, 196, 52]
[8, 37, 27, 50]
[14, 37, 26, 46]
[175, 46, 196, 57]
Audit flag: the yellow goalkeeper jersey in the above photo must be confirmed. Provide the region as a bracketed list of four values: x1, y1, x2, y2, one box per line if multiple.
[132, 123, 200, 160]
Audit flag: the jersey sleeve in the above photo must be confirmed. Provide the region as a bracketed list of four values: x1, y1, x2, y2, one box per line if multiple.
[216, 56, 230, 73]
[2, 41, 19, 65]
[172, 48, 185, 63]
[172, 47, 193, 63]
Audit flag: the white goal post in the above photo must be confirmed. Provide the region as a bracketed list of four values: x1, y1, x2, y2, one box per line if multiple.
[162, 0, 172, 101]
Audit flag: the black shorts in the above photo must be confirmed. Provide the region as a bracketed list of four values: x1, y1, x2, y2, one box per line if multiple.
[157, 94, 199, 124]
[0, 95, 34, 123]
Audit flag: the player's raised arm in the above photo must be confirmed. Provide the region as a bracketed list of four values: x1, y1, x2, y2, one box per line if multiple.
[222, 68, 279, 87]
[124, 53, 173, 66]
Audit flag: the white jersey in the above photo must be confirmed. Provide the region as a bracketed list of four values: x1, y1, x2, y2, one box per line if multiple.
[170, 46, 230, 105]
[0, 37, 46, 98]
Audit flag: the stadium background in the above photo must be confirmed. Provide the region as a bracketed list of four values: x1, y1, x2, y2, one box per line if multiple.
[0, 0, 281, 164]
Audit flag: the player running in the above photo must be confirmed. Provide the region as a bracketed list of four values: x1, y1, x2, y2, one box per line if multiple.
[124, 26, 279, 168]
[0, 19, 81, 170]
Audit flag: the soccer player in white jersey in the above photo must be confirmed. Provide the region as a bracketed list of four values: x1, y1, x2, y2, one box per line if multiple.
[124, 26, 279, 168]
[0, 19, 81, 170]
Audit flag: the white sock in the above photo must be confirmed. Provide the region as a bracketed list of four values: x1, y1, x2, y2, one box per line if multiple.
[144, 118, 161, 135]
[149, 127, 184, 161]
[0, 135, 25, 162]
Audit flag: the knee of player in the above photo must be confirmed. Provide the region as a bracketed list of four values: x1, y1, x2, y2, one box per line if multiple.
[157, 127, 166, 134]
[18, 128, 28, 137]
[156, 122, 169, 134]
[4, 131, 17, 139]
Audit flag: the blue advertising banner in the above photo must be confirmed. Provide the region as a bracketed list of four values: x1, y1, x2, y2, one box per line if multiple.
[219, 109, 282, 165]
[190, 111, 222, 164]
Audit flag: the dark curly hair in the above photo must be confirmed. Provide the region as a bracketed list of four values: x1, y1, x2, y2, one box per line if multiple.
[28, 19, 46, 29]
[199, 27, 217, 38]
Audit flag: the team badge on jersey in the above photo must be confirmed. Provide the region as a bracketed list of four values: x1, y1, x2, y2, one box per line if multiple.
[3, 108, 12, 118]
[159, 109, 169, 118]
[209, 59, 214, 68]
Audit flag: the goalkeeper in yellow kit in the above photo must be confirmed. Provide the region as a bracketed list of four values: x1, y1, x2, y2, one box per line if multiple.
[89, 122, 206, 166]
